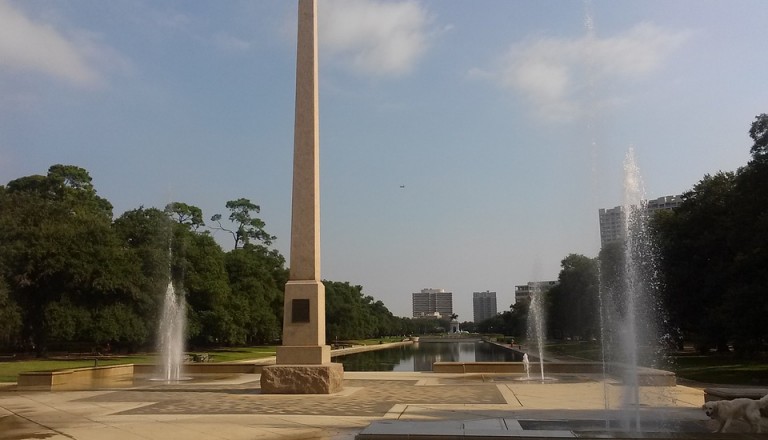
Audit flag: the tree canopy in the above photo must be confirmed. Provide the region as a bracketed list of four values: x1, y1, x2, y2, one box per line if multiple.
[0, 167, 405, 353]
[210, 198, 276, 249]
[652, 114, 768, 354]
[749, 113, 768, 161]
[548, 254, 599, 341]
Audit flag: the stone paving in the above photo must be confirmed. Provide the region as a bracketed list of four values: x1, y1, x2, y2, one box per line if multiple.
[76, 378, 504, 417]
[0, 371, 734, 440]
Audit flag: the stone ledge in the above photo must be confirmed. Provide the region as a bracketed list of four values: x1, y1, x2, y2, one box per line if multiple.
[432, 362, 676, 386]
[133, 362, 264, 375]
[704, 387, 768, 402]
[17, 364, 134, 391]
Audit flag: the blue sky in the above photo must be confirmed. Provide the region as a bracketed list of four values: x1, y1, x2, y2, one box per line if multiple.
[1, 0, 766, 319]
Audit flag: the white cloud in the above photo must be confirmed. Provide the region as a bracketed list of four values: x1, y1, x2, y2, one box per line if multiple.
[319, 0, 432, 76]
[486, 23, 691, 121]
[0, 0, 110, 87]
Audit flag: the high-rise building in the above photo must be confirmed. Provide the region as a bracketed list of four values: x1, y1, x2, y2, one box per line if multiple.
[598, 195, 682, 247]
[514, 281, 558, 304]
[472, 291, 497, 323]
[598, 205, 624, 247]
[412, 288, 453, 318]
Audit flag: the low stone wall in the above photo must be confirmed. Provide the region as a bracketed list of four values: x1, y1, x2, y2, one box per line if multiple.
[432, 361, 601, 374]
[431, 362, 520, 374]
[133, 363, 263, 375]
[18, 364, 135, 391]
[331, 340, 412, 357]
[630, 366, 676, 387]
[704, 387, 768, 402]
[432, 361, 676, 386]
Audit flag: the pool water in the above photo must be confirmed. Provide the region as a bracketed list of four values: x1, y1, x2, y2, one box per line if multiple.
[333, 341, 522, 372]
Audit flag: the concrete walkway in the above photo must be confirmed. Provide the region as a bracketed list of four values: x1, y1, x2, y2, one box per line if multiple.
[0, 371, 729, 440]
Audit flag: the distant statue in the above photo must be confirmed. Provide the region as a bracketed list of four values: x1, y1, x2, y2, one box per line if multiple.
[449, 313, 460, 333]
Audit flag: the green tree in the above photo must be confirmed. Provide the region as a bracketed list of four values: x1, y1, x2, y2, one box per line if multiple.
[325, 281, 373, 340]
[165, 202, 205, 231]
[548, 254, 599, 341]
[748, 113, 768, 161]
[396, 317, 422, 336]
[221, 245, 286, 345]
[323, 281, 401, 340]
[117, 203, 231, 348]
[0, 274, 22, 349]
[654, 114, 768, 354]
[477, 302, 526, 338]
[210, 198, 276, 249]
[653, 172, 737, 352]
[112, 206, 176, 350]
[0, 165, 138, 353]
[722, 115, 768, 352]
[460, 321, 477, 333]
[178, 230, 231, 346]
[113, 206, 173, 291]
[597, 240, 624, 311]
[369, 298, 399, 337]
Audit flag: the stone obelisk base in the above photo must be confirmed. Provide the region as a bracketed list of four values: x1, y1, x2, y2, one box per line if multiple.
[260, 363, 343, 394]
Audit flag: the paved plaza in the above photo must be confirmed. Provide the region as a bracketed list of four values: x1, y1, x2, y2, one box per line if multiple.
[0, 370, 726, 440]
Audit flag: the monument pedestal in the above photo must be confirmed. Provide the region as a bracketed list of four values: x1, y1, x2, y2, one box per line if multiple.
[260, 363, 344, 394]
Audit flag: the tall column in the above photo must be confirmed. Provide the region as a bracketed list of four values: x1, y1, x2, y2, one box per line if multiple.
[289, 0, 321, 285]
[279, 0, 327, 365]
[260, 0, 343, 394]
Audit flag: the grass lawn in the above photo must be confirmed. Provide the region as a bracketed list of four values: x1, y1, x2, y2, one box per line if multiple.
[204, 346, 277, 362]
[670, 354, 768, 386]
[542, 341, 768, 385]
[0, 347, 278, 383]
[545, 341, 604, 361]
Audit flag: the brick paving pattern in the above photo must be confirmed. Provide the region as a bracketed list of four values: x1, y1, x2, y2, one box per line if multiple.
[78, 379, 506, 417]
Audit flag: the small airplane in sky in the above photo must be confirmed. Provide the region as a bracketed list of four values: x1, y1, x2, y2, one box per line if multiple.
[399, 185, 405, 189]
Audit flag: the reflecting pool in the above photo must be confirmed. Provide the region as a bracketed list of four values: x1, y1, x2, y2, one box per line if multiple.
[333, 341, 523, 372]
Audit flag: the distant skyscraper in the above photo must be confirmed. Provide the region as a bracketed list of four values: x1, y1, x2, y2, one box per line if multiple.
[598, 205, 624, 247]
[514, 281, 558, 304]
[412, 288, 453, 318]
[598, 195, 681, 248]
[472, 291, 497, 323]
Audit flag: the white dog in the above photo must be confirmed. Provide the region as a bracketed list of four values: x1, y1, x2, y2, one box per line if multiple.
[702, 394, 768, 433]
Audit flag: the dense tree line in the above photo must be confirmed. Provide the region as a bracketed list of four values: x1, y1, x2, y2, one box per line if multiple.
[548, 254, 600, 341]
[476, 301, 527, 337]
[653, 114, 768, 354]
[477, 254, 600, 343]
[0, 166, 406, 354]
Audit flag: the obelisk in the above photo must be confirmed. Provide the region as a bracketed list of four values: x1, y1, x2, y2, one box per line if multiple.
[260, 0, 344, 394]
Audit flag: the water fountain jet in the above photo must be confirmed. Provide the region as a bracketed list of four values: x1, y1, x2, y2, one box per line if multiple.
[522, 353, 530, 380]
[155, 277, 188, 382]
[597, 147, 664, 431]
[526, 282, 547, 380]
